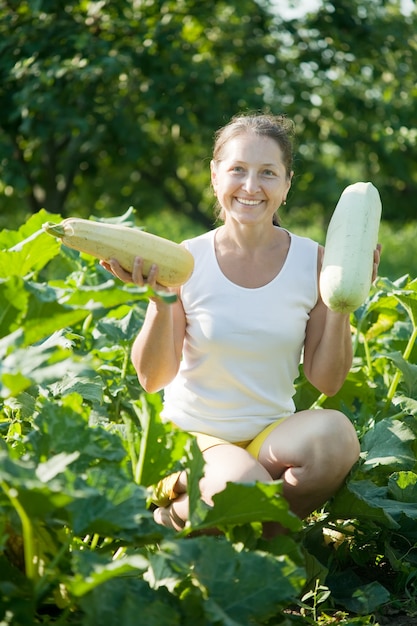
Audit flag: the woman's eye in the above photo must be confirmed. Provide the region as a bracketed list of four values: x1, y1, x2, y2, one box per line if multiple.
[263, 169, 275, 177]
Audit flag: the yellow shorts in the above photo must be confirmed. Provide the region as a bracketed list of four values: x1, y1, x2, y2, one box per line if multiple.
[150, 418, 287, 507]
[192, 419, 286, 458]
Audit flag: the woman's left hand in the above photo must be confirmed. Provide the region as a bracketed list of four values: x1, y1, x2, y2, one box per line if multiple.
[372, 243, 382, 282]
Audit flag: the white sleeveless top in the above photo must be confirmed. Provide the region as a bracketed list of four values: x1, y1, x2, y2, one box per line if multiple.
[161, 227, 319, 442]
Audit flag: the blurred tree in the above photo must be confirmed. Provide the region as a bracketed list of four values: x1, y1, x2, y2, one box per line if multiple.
[0, 0, 415, 232]
[0, 0, 278, 229]
[277, 0, 417, 224]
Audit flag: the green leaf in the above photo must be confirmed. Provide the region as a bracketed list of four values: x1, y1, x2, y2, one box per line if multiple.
[29, 401, 127, 466]
[361, 417, 417, 472]
[78, 575, 181, 626]
[0, 451, 77, 517]
[0, 556, 34, 624]
[0, 276, 29, 337]
[330, 481, 400, 529]
[61, 279, 151, 310]
[186, 437, 206, 528]
[96, 308, 145, 344]
[23, 298, 90, 346]
[388, 471, 417, 503]
[0, 371, 33, 398]
[0, 210, 61, 277]
[0, 331, 96, 397]
[391, 280, 417, 328]
[68, 467, 155, 539]
[155, 537, 305, 624]
[301, 545, 329, 594]
[197, 481, 302, 532]
[70, 551, 149, 597]
[133, 396, 193, 487]
[347, 582, 391, 615]
[36, 451, 80, 482]
[3, 391, 37, 420]
[49, 375, 104, 403]
[384, 352, 417, 398]
[331, 479, 417, 530]
[393, 395, 417, 416]
[329, 570, 390, 615]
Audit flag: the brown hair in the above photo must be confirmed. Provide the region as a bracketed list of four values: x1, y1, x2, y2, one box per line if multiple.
[212, 113, 295, 225]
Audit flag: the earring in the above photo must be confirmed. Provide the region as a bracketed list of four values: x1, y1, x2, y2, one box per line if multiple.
[283, 200, 287, 206]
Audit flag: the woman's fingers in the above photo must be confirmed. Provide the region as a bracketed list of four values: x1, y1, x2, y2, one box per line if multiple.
[99, 258, 130, 281]
[372, 243, 382, 282]
[100, 256, 155, 286]
[108, 258, 137, 283]
[132, 257, 159, 288]
[100, 256, 168, 298]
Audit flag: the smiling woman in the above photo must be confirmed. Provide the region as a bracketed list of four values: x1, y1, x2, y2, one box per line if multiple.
[104, 112, 380, 536]
[210, 113, 294, 227]
[210, 134, 290, 227]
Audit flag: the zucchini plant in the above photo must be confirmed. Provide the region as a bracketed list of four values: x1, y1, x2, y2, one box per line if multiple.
[1, 210, 417, 625]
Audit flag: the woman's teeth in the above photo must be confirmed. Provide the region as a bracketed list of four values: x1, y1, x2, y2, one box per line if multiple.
[237, 198, 261, 205]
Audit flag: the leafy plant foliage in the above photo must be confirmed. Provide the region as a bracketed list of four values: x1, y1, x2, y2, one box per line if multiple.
[1, 213, 417, 624]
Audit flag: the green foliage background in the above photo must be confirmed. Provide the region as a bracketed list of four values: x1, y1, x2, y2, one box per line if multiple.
[1, 0, 417, 622]
[1, 0, 416, 231]
[1, 209, 417, 624]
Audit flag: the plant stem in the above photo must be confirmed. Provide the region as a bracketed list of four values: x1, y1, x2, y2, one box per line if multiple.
[122, 413, 138, 480]
[8, 228, 45, 251]
[34, 534, 73, 603]
[1, 481, 36, 580]
[351, 319, 362, 358]
[386, 325, 417, 406]
[310, 392, 327, 409]
[363, 334, 373, 379]
[112, 546, 126, 560]
[114, 346, 130, 419]
[134, 401, 150, 485]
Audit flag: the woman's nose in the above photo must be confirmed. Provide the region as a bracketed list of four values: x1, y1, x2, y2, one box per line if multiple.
[242, 173, 260, 193]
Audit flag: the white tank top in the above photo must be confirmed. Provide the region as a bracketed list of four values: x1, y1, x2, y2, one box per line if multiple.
[161, 227, 319, 442]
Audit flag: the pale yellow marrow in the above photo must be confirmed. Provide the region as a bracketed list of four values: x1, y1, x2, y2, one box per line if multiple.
[43, 218, 194, 287]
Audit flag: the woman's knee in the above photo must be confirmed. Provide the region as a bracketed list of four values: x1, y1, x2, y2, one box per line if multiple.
[301, 410, 360, 485]
[200, 444, 272, 505]
[317, 409, 360, 463]
[258, 409, 360, 478]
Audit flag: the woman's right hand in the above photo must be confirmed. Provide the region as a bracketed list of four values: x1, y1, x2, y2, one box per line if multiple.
[100, 256, 157, 287]
[100, 257, 176, 304]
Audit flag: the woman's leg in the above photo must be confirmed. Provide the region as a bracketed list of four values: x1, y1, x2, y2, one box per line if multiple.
[153, 409, 359, 529]
[256, 409, 360, 519]
[153, 444, 273, 530]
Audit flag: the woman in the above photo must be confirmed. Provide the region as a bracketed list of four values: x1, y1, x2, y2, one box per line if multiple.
[104, 113, 380, 533]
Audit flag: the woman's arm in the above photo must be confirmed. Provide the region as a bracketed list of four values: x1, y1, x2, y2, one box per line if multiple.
[131, 296, 186, 393]
[303, 300, 353, 397]
[303, 244, 381, 396]
[102, 256, 186, 393]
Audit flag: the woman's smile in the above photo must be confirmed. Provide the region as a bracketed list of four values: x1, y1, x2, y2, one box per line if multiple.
[236, 197, 263, 206]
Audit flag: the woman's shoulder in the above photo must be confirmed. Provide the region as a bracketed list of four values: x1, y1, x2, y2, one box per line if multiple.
[282, 229, 319, 253]
[182, 228, 217, 251]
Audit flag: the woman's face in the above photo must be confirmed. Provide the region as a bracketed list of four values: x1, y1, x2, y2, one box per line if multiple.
[211, 132, 292, 227]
